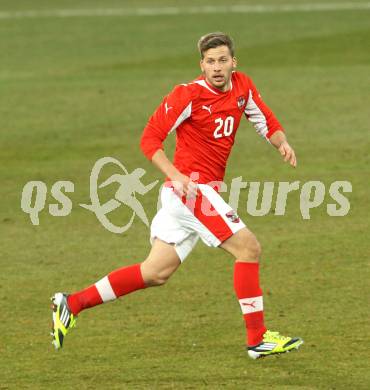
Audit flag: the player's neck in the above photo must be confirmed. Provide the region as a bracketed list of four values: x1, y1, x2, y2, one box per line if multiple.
[204, 78, 232, 93]
[217, 81, 232, 92]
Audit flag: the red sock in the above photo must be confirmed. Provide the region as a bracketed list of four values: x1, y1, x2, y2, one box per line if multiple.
[234, 261, 267, 346]
[67, 263, 145, 316]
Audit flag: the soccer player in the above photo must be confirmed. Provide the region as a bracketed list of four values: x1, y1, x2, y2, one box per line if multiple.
[51, 32, 303, 359]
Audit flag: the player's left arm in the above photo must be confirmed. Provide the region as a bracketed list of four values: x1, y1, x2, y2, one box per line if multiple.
[244, 76, 297, 168]
[269, 130, 297, 168]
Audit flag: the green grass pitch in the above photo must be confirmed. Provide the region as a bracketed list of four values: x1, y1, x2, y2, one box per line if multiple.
[1, 0, 369, 388]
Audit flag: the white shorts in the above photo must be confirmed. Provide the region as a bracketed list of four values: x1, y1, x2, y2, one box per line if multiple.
[150, 183, 246, 261]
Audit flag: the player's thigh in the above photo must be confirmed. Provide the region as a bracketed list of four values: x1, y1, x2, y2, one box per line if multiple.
[141, 238, 181, 285]
[219, 227, 261, 262]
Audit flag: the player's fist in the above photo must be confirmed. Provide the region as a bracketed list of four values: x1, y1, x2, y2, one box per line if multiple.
[171, 173, 198, 199]
[278, 141, 297, 168]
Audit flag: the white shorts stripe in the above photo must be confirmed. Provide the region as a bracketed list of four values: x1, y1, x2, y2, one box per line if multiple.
[151, 185, 245, 262]
[95, 276, 117, 302]
[239, 296, 264, 314]
[197, 184, 245, 236]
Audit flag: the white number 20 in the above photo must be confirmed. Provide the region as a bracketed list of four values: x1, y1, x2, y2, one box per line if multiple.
[213, 116, 234, 139]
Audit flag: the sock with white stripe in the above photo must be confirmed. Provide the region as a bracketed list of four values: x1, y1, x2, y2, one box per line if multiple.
[67, 263, 145, 316]
[234, 261, 267, 346]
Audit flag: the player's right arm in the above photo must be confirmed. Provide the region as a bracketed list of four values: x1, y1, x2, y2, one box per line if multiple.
[140, 84, 197, 197]
[151, 150, 197, 197]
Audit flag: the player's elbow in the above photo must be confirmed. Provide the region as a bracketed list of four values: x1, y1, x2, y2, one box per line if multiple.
[140, 133, 162, 161]
[139, 133, 149, 158]
[139, 140, 152, 161]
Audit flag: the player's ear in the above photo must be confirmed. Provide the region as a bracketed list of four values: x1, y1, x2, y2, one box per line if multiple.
[200, 59, 205, 72]
[232, 57, 237, 69]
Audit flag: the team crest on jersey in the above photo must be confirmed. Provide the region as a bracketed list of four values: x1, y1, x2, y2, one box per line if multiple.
[226, 210, 240, 223]
[237, 95, 246, 111]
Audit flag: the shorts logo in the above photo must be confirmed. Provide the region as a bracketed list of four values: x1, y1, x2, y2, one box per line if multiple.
[226, 210, 240, 223]
[237, 95, 246, 111]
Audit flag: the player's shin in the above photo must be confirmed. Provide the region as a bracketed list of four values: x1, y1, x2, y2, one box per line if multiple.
[67, 263, 146, 315]
[233, 261, 267, 346]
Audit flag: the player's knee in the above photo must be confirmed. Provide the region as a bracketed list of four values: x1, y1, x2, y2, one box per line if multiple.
[238, 234, 261, 262]
[249, 238, 262, 260]
[144, 268, 172, 286]
[151, 271, 171, 286]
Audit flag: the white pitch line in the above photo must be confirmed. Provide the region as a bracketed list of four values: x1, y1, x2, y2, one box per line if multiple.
[0, 2, 369, 19]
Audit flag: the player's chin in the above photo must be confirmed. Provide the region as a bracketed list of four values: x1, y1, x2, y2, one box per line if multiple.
[211, 78, 226, 89]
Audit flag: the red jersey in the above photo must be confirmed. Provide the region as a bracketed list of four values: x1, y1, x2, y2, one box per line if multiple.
[140, 71, 282, 184]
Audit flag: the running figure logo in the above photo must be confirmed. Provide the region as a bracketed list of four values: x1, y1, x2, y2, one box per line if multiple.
[80, 157, 158, 234]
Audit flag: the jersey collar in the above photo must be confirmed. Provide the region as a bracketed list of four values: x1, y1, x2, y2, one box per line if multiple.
[196, 74, 233, 95]
[204, 77, 233, 95]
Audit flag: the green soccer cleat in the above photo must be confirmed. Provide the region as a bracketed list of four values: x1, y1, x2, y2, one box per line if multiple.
[247, 330, 303, 359]
[50, 292, 77, 350]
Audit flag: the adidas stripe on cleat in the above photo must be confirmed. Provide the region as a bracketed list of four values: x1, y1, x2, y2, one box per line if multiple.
[50, 292, 77, 350]
[247, 330, 303, 359]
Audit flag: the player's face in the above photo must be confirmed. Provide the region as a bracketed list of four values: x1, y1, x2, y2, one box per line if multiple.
[200, 46, 236, 92]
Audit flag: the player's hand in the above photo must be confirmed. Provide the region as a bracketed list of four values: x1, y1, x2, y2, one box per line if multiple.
[171, 173, 198, 199]
[278, 141, 297, 168]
